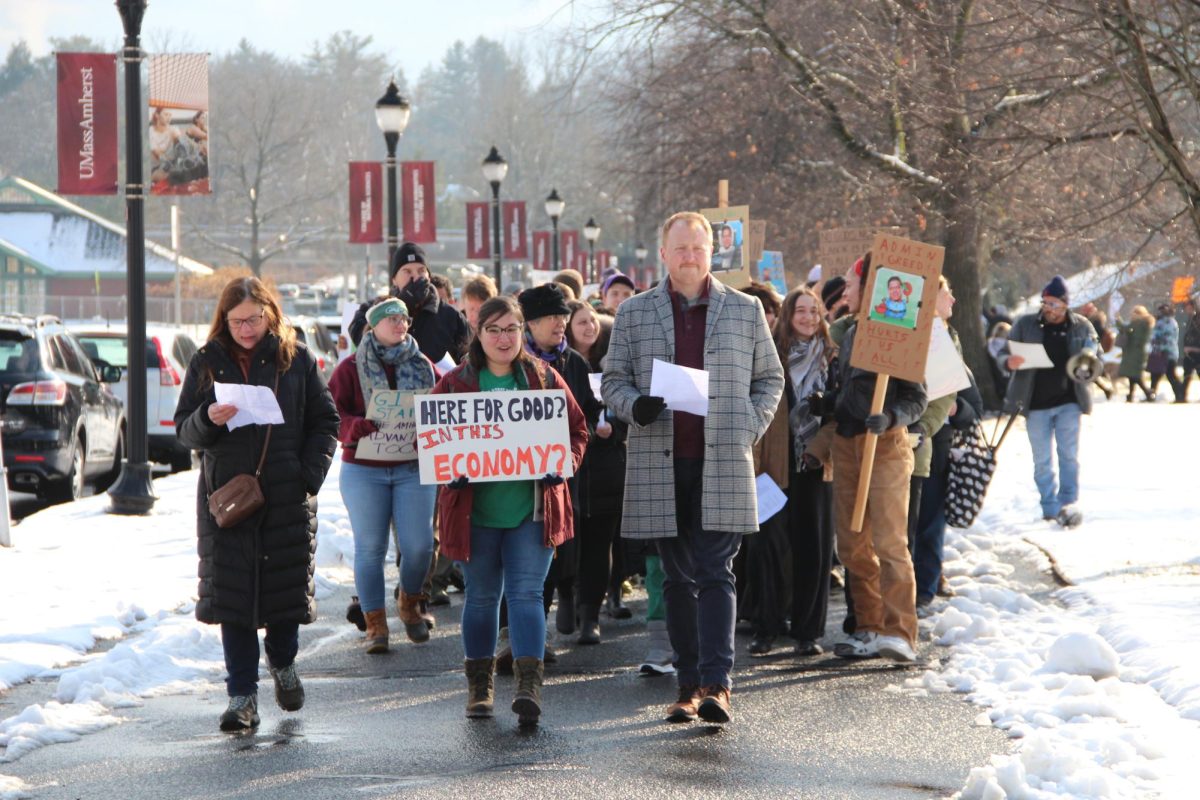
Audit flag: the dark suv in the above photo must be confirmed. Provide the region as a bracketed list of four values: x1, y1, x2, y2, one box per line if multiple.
[0, 315, 125, 502]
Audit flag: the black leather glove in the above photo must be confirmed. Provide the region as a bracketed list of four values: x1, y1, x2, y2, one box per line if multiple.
[447, 475, 470, 490]
[540, 473, 566, 487]
[807, 391, 828, 418]
[632, 395, 667, 426]
[864, 412, 892, 435]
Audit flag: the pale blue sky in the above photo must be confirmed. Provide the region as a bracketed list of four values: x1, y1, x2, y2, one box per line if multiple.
[1, 0, 590, 80]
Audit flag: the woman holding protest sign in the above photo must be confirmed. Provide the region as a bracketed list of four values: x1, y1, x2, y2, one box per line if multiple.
[329, 298, 438, 654]
[431, 295, 588, 726]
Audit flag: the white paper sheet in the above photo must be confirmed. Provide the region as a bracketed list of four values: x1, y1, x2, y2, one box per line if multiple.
[337, 301, 357, 363]
[1007, 340, 1054, 370]
[214, 382, 285, 430]
[435, 352, 457, 374]
[755, 472, 787, 525]
[649, 359, 710, 417]
[588, 372, 604, 404]
[925, 317, 972, 399]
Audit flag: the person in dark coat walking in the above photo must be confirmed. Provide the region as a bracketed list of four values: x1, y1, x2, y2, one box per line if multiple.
[175, 277, 339, 733]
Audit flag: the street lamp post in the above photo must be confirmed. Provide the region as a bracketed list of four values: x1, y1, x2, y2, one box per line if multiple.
[375, 79, 411, 268]
[583, 217, 601, 284]
[108, 0, 155, 514]
[545, 189, 564, 271]
[482, 146, 508, 286]
[635, 242, 648, 287]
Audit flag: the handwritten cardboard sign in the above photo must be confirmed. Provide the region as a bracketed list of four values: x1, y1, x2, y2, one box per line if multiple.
[415, 389, 574, 484]
[847, 233, 944, 383]
[356, 389, 427, 461]
[817, 226, 907, 281]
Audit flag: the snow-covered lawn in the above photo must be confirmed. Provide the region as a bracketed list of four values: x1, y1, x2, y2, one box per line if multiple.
[0, 399, 1197, 799]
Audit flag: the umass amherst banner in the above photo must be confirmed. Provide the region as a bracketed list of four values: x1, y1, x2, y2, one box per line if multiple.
[401, 161, 436, 243]
[502, 201, 527, 259]
[348, 162, 382, 244]
[532, 231, 551, 272]
[466, 202, 490, 260]
[56, 53, 118, 196]
[560, 230, 580, 275]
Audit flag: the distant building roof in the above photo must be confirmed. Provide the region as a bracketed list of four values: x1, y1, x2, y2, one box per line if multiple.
[0, 176, 213, 279]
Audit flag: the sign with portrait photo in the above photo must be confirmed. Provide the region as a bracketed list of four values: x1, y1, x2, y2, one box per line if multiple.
[700, 205, 752, 289]
[147, 54, 210, 196]
[848, 233, 944, 384]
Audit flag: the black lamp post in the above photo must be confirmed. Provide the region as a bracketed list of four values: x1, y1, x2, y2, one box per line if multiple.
[482, 146, 508, 286]
[583, 217, 601, 284]
[108, 0, 155, 514]
[375, 79, 411, 269]
[635, 242, 648, 286]
[545, 189, 564, 271]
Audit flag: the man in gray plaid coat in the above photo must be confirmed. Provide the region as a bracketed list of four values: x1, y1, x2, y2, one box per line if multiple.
[603, 211, 784, 724]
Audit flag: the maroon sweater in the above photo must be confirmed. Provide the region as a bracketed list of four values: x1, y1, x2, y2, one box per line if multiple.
[668, 277, 710, 459]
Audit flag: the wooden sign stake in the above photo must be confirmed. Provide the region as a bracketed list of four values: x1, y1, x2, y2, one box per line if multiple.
[718, 179, 729, 209]
[850, 373, 890, 532]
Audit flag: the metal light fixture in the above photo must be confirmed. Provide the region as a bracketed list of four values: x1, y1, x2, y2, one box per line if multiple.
[635, 243, 648, 263]
[545, 189, 564, 271]
[375, 79, 411, 267]
[583, 217, 601, 283]
[482, 146, 508, 284]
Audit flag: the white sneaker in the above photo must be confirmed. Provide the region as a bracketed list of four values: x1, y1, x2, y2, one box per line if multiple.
[876, 635, 916, 663]
[833, 631, 879, 659]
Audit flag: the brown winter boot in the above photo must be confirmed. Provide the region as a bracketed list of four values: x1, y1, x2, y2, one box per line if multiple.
[363, 609, 389, 654]
[398, 591, 431, 643]
[511, 656, 544, 727]
[464, 657, 495, 719]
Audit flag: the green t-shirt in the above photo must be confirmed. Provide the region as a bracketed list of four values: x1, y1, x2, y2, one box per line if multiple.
[470, 368, 536, 529]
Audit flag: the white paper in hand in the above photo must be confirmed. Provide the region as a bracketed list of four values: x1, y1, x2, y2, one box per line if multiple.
[587, 372, 604, 404]
[755, 473, 787, 525]
[1008, 340, 1054, 370]
[649, 359, 710, 417]
[214, 382, 285, 430]
[925, 317, 972, 400]
[435, 352, 457, 374]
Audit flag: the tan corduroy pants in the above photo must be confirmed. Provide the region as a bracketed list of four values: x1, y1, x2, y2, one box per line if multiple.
[832, 428, 918, 647]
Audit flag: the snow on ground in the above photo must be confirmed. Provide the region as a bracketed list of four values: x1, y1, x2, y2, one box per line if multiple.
[1, 398, 1197, 799]
[900, 399, 1200, 799]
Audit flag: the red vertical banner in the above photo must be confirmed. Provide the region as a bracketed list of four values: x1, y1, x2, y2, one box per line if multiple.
[596, 250, 611, 274]
[575, 249, 590, 278]
[466, 202, 491, 260]
[532, 232, 551, 272]
[502, 201, 528, 259]
[560, 230, 579, 273]
[348, 162, 383, 243]
[401, 161, 436, 243]
[57, 53, 118, 195]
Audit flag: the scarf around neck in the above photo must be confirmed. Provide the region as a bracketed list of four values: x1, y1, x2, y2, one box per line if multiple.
[524, 329, 568, 365]
[356, 331, 433, 408]
[787, 336, 828, 467]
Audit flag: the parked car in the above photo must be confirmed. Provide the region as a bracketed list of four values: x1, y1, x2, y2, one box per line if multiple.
[288, 315, 337, 383]
[68, 322, 198, 472]
[0, 314, 126, 502]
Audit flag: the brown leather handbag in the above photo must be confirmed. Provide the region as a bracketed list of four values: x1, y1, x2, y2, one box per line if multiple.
[207, 373, 279, 529]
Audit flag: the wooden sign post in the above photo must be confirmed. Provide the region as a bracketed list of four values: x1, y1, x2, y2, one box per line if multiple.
[847, 233, 944, 531]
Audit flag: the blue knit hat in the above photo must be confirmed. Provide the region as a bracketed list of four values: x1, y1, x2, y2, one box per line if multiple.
[1042, 275, 1068, 303]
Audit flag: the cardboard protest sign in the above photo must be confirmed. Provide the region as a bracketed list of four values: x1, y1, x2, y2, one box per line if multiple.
[700, 205, 752, 289]
[817, 226, 906, 282]
[747, 220, 767, 267]
[848, 234, 944, 384]
[356, 389, 427, 461]
[415, 390, 574, 484]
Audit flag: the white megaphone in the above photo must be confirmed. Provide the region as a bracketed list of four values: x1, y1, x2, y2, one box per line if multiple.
[1067, 348, 1102, 384]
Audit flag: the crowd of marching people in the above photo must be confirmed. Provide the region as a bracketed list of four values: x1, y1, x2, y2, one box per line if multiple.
[177, 215, 1199, 733]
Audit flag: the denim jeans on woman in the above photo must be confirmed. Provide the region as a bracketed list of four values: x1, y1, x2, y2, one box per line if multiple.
[1025, 402, 1081, 518]
[460, 519, 554, 660]
[339, 461, 436, 612]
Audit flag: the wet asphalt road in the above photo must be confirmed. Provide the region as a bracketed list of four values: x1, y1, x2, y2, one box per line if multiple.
[1, 570, 1015, 800]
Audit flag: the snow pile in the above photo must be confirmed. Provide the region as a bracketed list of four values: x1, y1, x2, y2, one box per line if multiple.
[903, 402, 1200, 799]
[0, 460, 354, 764]
[0, 773, 30, 800]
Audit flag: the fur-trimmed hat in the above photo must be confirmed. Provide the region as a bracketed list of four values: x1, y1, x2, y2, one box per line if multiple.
[518, 283, 572, 321]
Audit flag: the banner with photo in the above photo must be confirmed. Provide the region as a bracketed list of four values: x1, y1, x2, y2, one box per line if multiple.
[466, 202, 490, 260]
[56, 53, 118, 196]
[401, 161, 436, 243]
[348, 162, 382, 243]
[502, 201, 528, 259]
[560, 230, 580, 274]
[533, 231, 551, 272]
[148, 54, 210, 195]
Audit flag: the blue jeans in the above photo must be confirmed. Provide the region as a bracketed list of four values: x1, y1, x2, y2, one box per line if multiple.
[339, 461, 436, 612]
[657, 458, 743, 689]
[1025, 403, 1081, 518]
[221, 622, 298, 697]
[460, 519, 553, 660]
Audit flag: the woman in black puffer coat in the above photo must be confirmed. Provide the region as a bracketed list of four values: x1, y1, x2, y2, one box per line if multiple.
[175, 277, 338, 733]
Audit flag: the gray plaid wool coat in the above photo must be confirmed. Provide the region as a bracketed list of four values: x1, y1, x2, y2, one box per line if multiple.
[602, 278, 784, 539]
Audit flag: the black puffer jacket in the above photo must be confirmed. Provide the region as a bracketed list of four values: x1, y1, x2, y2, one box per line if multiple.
[174, 334, 339, 628]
